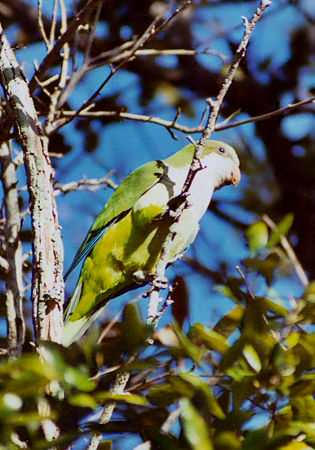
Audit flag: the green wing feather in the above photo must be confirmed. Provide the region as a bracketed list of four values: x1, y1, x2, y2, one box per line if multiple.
[64, 159, 166, 279]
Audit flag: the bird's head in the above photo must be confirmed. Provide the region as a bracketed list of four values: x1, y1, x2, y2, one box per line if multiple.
[202, 140, 241, 190]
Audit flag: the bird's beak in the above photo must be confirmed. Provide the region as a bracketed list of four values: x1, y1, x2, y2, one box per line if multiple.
[231, 164, 241, 187]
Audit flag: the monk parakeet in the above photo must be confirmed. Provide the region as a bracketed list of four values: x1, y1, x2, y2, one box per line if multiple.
[63, 140, 240, 346]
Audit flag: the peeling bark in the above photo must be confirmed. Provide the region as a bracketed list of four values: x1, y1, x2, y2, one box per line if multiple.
[0, 141, 25, 355]
[0, 22, 64, 343]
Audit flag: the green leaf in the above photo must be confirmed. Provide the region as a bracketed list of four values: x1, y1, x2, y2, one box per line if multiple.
[268, 213, 294, 247]
[243, 252, 281, 284]
[64, 367, 95, 391]
[120, 304, 152, 354]
[148, 384, 181, 406]
[303, 281, 315, 303]
[39, 341, 67, 375]
[243, 345, 262, 373]
[177, 372, 225, 419]
[190, 323, 230, 354]
[232, 377, 257, 409]
[290, 377, 315, 397]
[214, 277, 246, 303]
[241, 428, 268, 450]
[259, 297, 289, 317]
[69, 393, 98, 409]
[291, 396, 315, 422]
[172, 323, 204, 363]
[213, 305, 245, 338]
[96, 392, 148, 406]
[181, 398, 213, 450]
[221, 337, 246, 370]
[213, 431, 241, 450]
[246, 222, 268, 254]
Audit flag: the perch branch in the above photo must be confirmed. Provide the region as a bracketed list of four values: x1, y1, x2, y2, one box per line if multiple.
[147, 0, 272, 325]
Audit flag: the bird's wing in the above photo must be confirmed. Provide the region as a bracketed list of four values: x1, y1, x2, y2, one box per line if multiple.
[64, 159, 166, 279]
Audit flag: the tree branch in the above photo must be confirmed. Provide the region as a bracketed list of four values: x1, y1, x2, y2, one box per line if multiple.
[0, 140, 25, 356]
[57, 96, 314, 138]
[52, 0, 192, 133]
[29, 0, 102, 94]
[0, 22, 64, 344]
[87, 371, 130, 450]
[54, 172, 117, 196]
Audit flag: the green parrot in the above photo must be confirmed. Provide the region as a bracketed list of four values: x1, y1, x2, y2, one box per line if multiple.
[63, 140, 241, 346]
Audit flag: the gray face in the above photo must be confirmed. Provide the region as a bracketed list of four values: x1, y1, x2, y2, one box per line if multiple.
[213, 143, 240, 167]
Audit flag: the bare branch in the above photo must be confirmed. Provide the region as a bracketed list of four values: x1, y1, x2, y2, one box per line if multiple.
[48, 0, 59, 50]
[45, 0, 70, 133]
[29, 0, 103, 94]
[53, 0, 192, 133]
[56, 0, 103, 108]
[38, 0, 50, 50]
[57, 96, 314, 138]
[0, 141, 25, 356]
[89, 46, 227, 69]
[216, 96, 315, 131]
[87, 371, 131, 450]
[0, 22, 64, 344]
[54, 172, 117, 196]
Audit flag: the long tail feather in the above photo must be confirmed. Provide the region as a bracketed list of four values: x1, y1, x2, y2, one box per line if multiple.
[63, 312, 100, 347]
[63, 280, 103, 346]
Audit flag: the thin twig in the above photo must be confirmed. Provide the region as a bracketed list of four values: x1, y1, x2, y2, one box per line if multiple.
[53, 172, 117, 196]
[57, 96, 314, 137]
[29, 0, 102, 94]
[262, 214, 309, 288]
[52, 0, 192, 133]
[57, 0, 103, 108]
[87, 371, 131, 450]
[89, 47, 228, 69]
[38, 0, 50, 50]
[45, 0, 70, 134]
[48, 0, 59, 50]
[58, 0, 70, 90]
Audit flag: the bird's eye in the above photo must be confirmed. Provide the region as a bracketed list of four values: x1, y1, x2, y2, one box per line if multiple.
[219, 147, 226, 154]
